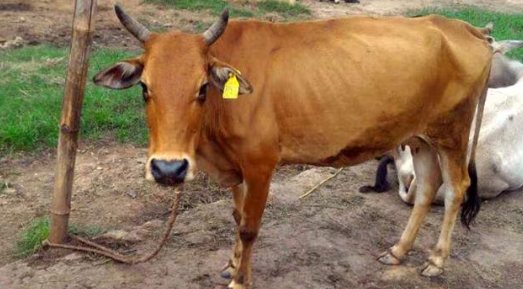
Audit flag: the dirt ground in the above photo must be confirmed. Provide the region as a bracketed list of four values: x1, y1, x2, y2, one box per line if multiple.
[2, 0, 523, 49]
[1, 0, 523, 288]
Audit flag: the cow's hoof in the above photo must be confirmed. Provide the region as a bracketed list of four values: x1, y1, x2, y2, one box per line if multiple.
[221, 268, 233, 279]
[378, 251, 401, 265]
[228, 280, 246, 289]
[220, 262, 235, 279]
[420, 262, 443, 277]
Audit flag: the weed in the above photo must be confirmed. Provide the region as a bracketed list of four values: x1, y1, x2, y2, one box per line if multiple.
[14, 217, 105, 257]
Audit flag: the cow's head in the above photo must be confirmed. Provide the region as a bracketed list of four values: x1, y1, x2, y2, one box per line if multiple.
[93, 4, 253, 186]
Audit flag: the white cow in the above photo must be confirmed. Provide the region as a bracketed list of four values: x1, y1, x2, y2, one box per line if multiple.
[360, 40, 523, 204]
[489, 40, 523, 88]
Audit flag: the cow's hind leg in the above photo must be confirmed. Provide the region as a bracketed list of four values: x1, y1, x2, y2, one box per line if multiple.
[421, 149, 473, 277]
[221, 184, 245, 280]
[379, 143, 441, 265]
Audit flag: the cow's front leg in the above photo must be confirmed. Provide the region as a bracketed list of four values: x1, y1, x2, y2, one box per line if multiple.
[228, 169, 273, 289]
[221, 184, 245, 280]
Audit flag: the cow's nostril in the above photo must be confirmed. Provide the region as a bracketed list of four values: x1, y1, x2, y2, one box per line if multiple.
[151, 158, 162, 179]
[178, 159, 189, 176]
[150, 158, 189, 185]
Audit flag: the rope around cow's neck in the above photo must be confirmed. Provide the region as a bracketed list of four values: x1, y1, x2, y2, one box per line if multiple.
[42, 188, 183, 264]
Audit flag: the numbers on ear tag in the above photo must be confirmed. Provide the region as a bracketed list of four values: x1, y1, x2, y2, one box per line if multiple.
[223, 72, 240, 99]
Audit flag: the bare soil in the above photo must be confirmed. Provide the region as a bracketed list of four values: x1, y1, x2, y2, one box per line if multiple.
[1, 0, 523, 288]
[2, 0, 522, 49]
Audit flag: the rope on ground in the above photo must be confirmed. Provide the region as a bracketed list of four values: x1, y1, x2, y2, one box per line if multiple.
[42, 188, 183, 264]
[298, 168, 344, 199]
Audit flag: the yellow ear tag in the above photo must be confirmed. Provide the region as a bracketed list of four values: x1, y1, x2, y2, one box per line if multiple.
[223, 72, 240, 99]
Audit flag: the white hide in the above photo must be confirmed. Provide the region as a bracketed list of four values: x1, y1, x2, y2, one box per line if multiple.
[390, 146, 416, 203]
[476, 78, 523, 198]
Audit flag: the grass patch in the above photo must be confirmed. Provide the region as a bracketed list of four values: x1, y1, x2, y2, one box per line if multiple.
[0, 46, 148, 154]
[144, 0, 309, 20]
[15, 217, 105, 257]
[0, 182, 11, 190]
[409, 7, 523, 61]
[145, 0, 254, 18]
[69, 224, 106, 239]
[258, 0, 310, 18]
[147, 0, 227, 11]
[15, 218, 50, 257]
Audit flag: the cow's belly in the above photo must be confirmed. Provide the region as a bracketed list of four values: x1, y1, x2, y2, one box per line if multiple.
[278, 119, 415, 167]
[271, 41, 456, 166]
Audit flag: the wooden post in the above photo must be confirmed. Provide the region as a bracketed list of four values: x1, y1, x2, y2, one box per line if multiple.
[49, 0, 97, 244]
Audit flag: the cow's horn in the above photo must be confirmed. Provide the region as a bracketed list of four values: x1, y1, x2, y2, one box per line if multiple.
[203, 8, 229, 45]
[480, 21, 494, 36]
[114, 3, 150, 42]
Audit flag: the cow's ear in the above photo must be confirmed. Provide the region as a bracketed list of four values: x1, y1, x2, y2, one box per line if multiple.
[93, 58, 143, 89]
[497, 40, 523, 53]
[208, 59, 253, 95]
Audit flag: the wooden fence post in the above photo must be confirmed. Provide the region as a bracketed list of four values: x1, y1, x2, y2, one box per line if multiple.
[49, 0, 97, 244]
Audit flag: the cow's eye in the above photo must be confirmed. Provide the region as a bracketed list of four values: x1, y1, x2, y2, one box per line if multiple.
[140, 82, 149, 102]
[197, 83, 209, 102]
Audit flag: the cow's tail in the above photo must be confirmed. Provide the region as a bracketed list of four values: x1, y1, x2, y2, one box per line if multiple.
[461, 73, 489, 230]
[359, 155, 394, 193]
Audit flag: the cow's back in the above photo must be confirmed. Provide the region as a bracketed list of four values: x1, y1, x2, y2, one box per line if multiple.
[209, 15, 491, 166]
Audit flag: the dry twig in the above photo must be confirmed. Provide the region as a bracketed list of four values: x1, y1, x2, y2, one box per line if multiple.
[298, 168, 344, 199]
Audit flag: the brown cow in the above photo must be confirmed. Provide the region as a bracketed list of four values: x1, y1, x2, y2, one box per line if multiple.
[94, 5, 492, 288]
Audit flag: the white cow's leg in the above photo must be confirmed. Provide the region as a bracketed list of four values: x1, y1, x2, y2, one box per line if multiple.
[398, 175, 417, 204]
[421, 149, 472, 276]
[394, 145, 417, 204]
[379, 144, 441, 264]
[221, 183, 246, 280]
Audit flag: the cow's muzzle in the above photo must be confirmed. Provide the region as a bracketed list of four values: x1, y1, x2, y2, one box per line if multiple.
[150, 158, 189, 186]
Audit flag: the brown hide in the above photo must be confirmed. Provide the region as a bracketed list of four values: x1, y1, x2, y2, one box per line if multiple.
[199, 16, 491, 185]
[94, 9, 492, 286]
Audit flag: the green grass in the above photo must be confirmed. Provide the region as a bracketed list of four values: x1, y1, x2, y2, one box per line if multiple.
[147, 0, 227, 12]
[0, 182, 10, 190]
[144, 0, 309, 20]
[15, 218, 50, 257]
[258, 0, 310, 18]
[15, 217, 105, 257]
[410, 8, 523, 61]
[0, 46, 148, 154]
[145, 0, 254, 17]
[69, 224, 105, 239]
